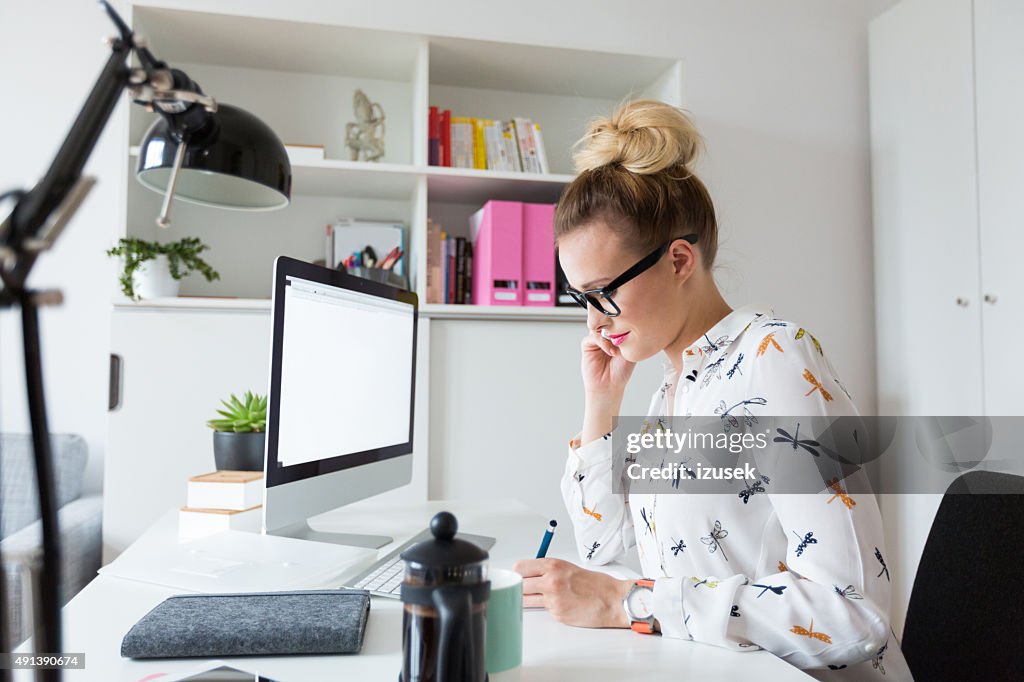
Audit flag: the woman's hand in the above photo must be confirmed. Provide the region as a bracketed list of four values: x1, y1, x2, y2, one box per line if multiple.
[581, 330, 637, 397]
[513, 557, 633, 628]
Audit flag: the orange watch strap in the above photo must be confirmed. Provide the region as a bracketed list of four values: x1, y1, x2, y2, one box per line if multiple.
[631, 621, 655, 634]
[636, 578, 655, 588]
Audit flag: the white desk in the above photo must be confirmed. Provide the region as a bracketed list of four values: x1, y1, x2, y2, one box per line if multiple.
[16, 499, 813, 681]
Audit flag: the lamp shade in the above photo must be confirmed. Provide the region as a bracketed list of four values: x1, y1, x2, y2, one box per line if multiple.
[136, 103, 291, 210]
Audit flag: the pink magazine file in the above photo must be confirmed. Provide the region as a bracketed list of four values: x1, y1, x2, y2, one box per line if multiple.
[521, 202, 556, 306]
[470, 200, 523, 305]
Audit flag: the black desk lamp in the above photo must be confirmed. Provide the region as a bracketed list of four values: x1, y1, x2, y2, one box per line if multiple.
[0, 2, 291, 677]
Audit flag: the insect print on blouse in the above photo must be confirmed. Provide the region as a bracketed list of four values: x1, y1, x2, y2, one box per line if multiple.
[827, 665, 848, 670]
[875, 547, 890, 581]
[794, 327, 823, 356]
[582, 505, 603, 522]
[586, 541, 601, 560]
[640, 507, 654, 535]
[670, 538, 687, 556]
[778, 560, 789, 573]
[756, 332, 784, 357]
[684, 369, 698, 383]
[790, 618, 832, 644]
[699, 333, 732, 355]
[670, 457, 692, 490]
[730, 605, 741, 617]
[573, 471, 585, 483]
[872, 640, 888, 674]
[773, 423, 821, 456]
[833, 376, 852, 401]
[825, 477, 856, 509]
[701, 520, 730, 562]
[802, 369, 834, 401]
[751, 583, 788, 598]
[700, 356, 726, 387]
[761, 321, 788, 328]
[726, 352, 745, 379]
[715, 397, 767, 433]
[738, 474, 770, 504]
[792, 530, 818, 557]
[658, 380, 673, 401]
[833, 584, 864, 600]
[690, 576, 721, 589]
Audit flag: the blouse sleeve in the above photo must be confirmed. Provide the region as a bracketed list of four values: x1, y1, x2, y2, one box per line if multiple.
[560, 427, 636, 566]
[651, 326, 893, 670]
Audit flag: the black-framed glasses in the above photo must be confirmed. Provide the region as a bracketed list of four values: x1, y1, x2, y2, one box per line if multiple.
[564, 233, 698, 317]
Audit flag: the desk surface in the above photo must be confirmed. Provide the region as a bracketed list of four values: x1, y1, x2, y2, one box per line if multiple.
[16, 498, 813, 681]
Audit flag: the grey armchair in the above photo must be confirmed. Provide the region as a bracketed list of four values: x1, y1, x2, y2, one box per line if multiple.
[1, 433, 102, 651]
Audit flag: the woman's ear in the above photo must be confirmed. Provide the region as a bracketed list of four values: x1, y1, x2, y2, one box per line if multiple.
[669, 238, 698, 282]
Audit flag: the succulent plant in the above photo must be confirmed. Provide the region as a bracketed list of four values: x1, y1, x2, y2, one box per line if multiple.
[207, 391, 267, 432]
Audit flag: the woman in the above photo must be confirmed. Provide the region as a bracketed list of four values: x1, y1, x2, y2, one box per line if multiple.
[513, 99, 913, 680]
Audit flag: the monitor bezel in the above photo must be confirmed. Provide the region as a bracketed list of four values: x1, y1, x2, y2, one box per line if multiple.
[264, 255, 418, 489]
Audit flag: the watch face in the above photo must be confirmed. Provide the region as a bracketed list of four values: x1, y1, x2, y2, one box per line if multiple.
[626, 585, 654, 620]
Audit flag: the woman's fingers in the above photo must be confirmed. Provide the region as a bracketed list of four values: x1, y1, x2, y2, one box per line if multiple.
[523, 593, 546, 608]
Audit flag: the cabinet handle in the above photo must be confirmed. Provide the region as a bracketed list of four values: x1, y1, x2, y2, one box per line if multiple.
[955, 297, 969, 307]
[109, 353, 123, 411]
[984, 293, 997, 304]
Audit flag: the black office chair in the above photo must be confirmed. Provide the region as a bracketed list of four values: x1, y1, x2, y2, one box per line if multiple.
[901, 470, 1024, 680]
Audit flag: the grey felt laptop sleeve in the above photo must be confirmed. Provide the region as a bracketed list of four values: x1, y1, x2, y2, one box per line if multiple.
[121, 589, 371, 658]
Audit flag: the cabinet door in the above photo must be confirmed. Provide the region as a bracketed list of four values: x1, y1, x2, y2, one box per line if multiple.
[869, 0, 984, 417]
[975, 0, 1024, 415]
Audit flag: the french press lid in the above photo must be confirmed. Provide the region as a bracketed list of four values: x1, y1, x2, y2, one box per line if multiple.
[400, 511, 489, 569]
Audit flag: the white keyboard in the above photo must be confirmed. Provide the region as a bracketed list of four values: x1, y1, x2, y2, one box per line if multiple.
[343, 527, 496, 599]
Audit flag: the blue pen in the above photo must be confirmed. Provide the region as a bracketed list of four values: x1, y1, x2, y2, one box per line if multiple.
[535, 520, 557, 558]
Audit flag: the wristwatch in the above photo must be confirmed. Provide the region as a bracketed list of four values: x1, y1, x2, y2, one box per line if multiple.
[622, 578, 657, 634]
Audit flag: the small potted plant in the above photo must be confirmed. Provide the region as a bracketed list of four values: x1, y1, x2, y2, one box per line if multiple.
[106, 236, 220, 300]
[206, 391, 268, 471]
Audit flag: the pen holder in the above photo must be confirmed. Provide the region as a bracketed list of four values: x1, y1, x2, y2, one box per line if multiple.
[345, 265, 409, 290]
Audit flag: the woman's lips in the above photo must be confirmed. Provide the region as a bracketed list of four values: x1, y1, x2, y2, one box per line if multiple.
[608, 332, 630, 346]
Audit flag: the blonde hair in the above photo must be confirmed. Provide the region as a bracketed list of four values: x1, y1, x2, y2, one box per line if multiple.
[554, 98, 719, 267]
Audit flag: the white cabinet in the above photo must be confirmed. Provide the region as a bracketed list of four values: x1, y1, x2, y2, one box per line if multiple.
[868, 0, 1024, 637]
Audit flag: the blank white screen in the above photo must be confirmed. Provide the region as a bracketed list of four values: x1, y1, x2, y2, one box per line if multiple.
[275, 276, 414, 467]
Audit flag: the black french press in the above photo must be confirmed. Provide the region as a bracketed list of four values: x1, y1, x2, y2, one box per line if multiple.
[399, 511, 490, 682]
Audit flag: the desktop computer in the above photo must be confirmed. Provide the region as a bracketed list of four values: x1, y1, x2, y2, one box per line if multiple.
[261, 255, 418, 549]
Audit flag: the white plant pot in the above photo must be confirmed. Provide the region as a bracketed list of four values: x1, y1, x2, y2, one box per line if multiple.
[132, 254, 180, 299]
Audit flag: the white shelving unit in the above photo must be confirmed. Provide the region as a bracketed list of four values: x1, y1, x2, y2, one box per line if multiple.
[102, 1, 684, 558]
[120, 4, 683, 316]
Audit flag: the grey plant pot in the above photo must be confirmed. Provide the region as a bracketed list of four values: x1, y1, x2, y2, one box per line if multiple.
[212, 431, 266, 472]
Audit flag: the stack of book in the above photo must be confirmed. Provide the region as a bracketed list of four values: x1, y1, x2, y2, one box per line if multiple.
[428, 107, 550, 173]
[426, 218, 473, 304]
[178, 470, 263, 539]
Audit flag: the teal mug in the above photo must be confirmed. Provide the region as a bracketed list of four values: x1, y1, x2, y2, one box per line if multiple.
[486, 569, 523, 674]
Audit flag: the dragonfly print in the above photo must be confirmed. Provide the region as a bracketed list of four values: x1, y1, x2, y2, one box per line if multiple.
[726, 352, 745, 379]
[791, 530, 818, 557]
[586, 541, 601, 560]
[833, 584, 864, 600]
[872, 640, 888, 674]
[738, 474, 771, 504]
[802, 368, 834, 401]
[691, 576, 721, 589]
[756, 332, 784, 357]
[760, 321, 789, 328]
[701, 520, 730, 562]
[790, 618, 832, 644]
[699, 333, 733, 355]
[701, 356, 726, 387]
[670, 457, 692, 490]
[794, 327, 823, 355]
[715, 397, 767, 433]
[773, 423, 821, 456]
[582, 505, 602, 522]
[669, 538, 687, 556]
[825, 477, 856, 509]
[640, 507, 654, 535]
[730, 605, 742, 617]
[751, 583, 788, 598]
[875, 547, 890, 581]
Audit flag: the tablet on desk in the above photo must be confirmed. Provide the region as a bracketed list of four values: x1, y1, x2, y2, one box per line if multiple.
[154, 663, 280, 682]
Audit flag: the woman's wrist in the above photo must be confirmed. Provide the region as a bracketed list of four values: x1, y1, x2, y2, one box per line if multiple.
[608, 578, 633, 628]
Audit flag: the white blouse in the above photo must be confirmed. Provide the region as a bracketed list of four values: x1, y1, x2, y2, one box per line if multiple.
[561, 303, 915, 681]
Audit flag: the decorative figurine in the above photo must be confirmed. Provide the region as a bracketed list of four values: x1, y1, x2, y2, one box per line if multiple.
[345, 89, 386, 162]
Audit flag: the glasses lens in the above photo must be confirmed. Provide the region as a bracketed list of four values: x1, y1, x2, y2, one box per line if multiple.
[588, 292, 619, 317]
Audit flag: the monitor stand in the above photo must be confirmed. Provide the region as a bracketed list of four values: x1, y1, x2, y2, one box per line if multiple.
[268, 520, 393, 549]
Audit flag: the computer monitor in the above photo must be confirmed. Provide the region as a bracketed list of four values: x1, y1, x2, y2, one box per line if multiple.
[262, 256, 417, 548]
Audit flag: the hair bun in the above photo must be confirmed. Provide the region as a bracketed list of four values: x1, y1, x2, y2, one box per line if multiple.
[572, 99, 703, 175]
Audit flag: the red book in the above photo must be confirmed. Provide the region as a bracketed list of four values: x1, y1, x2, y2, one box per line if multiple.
[440, 109, 451, 166]
[428, 106, 440, 165]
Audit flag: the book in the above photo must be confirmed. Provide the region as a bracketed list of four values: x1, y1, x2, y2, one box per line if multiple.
[187, 470, 263, 511]
[440, 230, 448, 303]
[464, 240, 473, 304]
[502, 121, 522, 172]
[472, 118, 487, 170]
[512, 118, 537, 172]
[428, 106, 440, 165]
[455, 236, 466, 303]
[532, 123, 550, 174]
[447, 235, 457, 303]
[440, 109, 451, 166]
[178, 504, 263, 538]
[451, 116, 474, 168]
